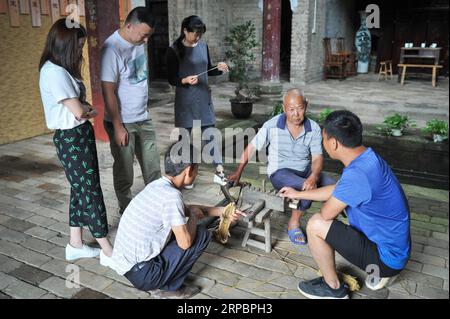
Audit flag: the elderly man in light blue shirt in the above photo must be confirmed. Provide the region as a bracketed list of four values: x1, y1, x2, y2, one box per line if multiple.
[229, 89, 335, 245]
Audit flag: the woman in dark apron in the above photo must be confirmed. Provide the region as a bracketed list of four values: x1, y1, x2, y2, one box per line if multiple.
[166, 15, 229, 188]
[38, 19, 115, 268]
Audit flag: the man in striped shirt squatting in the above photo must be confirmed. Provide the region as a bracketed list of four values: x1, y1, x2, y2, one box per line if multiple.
[106, 143, 244, 299]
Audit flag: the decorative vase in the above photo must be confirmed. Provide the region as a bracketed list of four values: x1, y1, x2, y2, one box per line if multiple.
[391, 129, 403, 137]
[355, 11, 371, 74]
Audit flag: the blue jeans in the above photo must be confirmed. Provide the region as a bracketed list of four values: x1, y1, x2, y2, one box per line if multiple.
[125, 225, 211, 291]
[270, 168, 336, 211]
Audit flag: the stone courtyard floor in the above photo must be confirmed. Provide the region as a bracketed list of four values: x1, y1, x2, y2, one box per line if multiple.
[0, 79, 448, 299]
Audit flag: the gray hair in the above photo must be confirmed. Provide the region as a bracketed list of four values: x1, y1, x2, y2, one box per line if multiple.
[282, 88, 307, 104]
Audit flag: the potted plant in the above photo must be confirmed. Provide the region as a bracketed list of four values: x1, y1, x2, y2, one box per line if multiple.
[377, 113, 416, 137]
[318, 108, 333, 124]
[225, 21, 258, 119]
[422, 119, 448, 143]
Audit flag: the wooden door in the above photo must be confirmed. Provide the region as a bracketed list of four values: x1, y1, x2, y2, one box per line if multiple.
[146, 0, 169, 80]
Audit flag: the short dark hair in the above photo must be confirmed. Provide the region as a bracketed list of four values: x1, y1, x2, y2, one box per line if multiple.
[125, 7, 156, 28]
[164, 142, 199, 177]
[323, 110, 363, 148]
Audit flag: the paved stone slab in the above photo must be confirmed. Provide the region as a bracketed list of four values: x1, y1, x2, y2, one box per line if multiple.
[195, 265, 241, 287]
[0, 271, 19, 290]
[218, 247, 259, 264]
[46, 246, 66, 261]
[424, 246, 449, 260]
[72, 288, 110, 299]
[25, 215, 58, 228]
[40, 259, 74, 278]
[197, 252, 236, 270]
[25, 226, 59, 241]
[0, 254, 22, 273]
[410, 251, 447, 267]
[39, 276, 83, 299]
[9, 264, 53, 285]
[0, 292, 12, 299]
[422, 264, 449, 280]
[3, 279, 48, 299]
[0, 240, 52, 267]
[21, 237, 57, 255]
[207, 283, 262, 299]
[78, 270, 115, 292]
[399, 270, 444, 289]
[415, 284, 450, 299]
[1, 217, 35, 232]
[102, 282, 150, 299]
[0, 226, 28, 243]
[235, 276, 286, 298]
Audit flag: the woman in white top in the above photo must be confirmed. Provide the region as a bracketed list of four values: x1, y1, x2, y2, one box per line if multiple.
[39, 19, 114, 267]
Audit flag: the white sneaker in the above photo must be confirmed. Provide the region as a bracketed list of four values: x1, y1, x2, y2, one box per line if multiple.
[65, 244, 100, 261]
[365, 275, 398, 290]
[100, 250, 117, 271]
[184, 183, 194, 190]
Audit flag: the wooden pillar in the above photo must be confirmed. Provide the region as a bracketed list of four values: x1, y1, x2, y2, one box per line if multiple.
[85, 0, 120, 142]
[261, 0, 281, 82]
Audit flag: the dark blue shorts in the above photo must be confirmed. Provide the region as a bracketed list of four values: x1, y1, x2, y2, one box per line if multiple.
[270, 168, 335, 211]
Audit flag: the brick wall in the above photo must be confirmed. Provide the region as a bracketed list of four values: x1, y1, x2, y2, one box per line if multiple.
[326, 0, 356, 52]
[0, 15, 92, 145]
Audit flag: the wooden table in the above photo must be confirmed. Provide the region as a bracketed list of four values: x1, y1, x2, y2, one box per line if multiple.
[397, 47, 442, 87]
[398, 63, 443, 87]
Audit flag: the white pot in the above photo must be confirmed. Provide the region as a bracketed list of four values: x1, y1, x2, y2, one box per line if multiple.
[357, 61, 369, 73]
[433, 134, 445, 143]
[391, 129, 403, 137]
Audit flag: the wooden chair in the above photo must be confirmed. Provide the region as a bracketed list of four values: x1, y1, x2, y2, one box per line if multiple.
[379, 60, 393, 80]
[323, 38, 347, 80]
[336, 37, 357, 77]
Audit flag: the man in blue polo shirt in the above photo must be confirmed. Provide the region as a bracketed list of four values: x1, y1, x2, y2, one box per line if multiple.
[280, 110, 411, 299]
[229, 88, 335, 245]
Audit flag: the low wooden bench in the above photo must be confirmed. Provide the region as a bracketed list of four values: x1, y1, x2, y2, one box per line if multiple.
[397, 63, 443, 87]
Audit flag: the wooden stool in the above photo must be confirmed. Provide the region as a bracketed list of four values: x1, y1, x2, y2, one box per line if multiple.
[379, 60, 393, 80]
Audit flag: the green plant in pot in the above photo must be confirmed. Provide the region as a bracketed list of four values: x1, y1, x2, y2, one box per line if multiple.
[377, 113, 415, 137]
[318, 108, 333, 124]
[422, 119, 448, 143]
[225, 21, 258, 119]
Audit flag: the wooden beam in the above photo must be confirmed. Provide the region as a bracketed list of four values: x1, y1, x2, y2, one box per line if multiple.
[0, 0, 8, 13]
[85, 0, 121, 142]
[49, 0, 60, 22]
[30, 0, 41, 26]
[77, 0, 84, 16]
[8, 0, 20, 26]
[19, 0, 29, 14]
[59, 0, 66, 15]
[40, 0, 49, 15]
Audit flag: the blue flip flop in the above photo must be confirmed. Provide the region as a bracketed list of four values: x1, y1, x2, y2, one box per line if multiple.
[288, 228, 307, 245]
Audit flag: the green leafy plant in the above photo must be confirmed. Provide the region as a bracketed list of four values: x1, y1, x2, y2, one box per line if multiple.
[271, 101, 283, 117]
[225, 21, 258, 102]
[422, 119, 448, 141]
[377, 113, 416, 136]
[318, 108, 333, 124]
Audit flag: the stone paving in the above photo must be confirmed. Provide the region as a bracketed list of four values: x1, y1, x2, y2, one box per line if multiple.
[0, 77, 449, 299]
